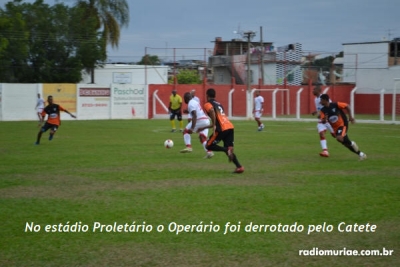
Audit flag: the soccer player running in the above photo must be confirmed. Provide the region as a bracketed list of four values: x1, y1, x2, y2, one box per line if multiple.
[253, 90, 265, 131]
[319, 94, 367, 160]
[168, 89, 184, 132]
[311, 86, 335, 157]
[35, 95, 76, 145]
[197, 88, 244, 173]
[180, 92, 214, 159]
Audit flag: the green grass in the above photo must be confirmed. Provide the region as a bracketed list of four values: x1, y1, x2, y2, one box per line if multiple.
[0, 119, 399, 267]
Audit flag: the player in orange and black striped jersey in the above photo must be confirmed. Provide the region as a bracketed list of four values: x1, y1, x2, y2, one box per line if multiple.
[197, 88, 244, 173]
[35, 95, 76, 145]
[319, 94, 367, 160]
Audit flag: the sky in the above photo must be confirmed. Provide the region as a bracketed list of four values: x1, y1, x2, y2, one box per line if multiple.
[1, 0, 399, 63]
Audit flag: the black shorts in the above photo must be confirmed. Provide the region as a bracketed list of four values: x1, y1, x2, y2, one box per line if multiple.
[207, 129, 234, 148]
[170, 109, 182, 120]
[41, 122, 58, 132]
[335, 125, 348, 138]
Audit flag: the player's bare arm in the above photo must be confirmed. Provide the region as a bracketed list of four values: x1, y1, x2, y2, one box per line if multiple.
[319, 111, 327, 124]
[208, 108, 217, 134]
[65, 110, 76, 119]
[344, 105, 355, 123]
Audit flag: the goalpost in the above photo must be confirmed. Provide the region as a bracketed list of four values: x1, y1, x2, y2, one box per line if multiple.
[248, 88, 290, 119]
[393, 78, 400, 122]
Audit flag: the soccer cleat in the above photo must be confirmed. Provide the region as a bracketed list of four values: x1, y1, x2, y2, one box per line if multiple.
[227, 146, 234, 162]
[180, 147, 193, 153]
[351, 141, 359, 152]
[34, 142, 39, 145]
[171, 129, 176, 132]
[179, 129, 183, 133]
[49, 134, 53, 141]
[359, 152, 367, 161]
[204, 151, 214, 159]
[257, 126, 262, 131]
[319, 150, 329, 157]
[233, 166, 244, 173]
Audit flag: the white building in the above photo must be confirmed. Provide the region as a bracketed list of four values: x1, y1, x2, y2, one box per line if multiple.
[81, 64, 169, 85]
[342, 40, 400, 93]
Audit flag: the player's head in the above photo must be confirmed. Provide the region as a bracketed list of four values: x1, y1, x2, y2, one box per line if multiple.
[313, 85, 322, 96]
[190, 89, 196, 96]
[320, 94, 330, 106]
[172, 89, 177, 96]
[255, 90, 260, 96]
[183, 92, 192, 104]
[47, 95, 53, 104]
[206, 88, 216, 99]
[37, 93, 40, 98]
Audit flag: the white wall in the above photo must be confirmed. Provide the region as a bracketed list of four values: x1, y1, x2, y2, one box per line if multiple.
[110, 84, 147, 119]
[77, 84, 111, 120]
[1, 84, 40, 121]
[354, 66, 400, 94]
[342, 42, 400, 94]
[1, 83, 149, 121]
[81, 64, 169, 85]
[263, 63, 277, 85]
[343, 42, 389, 85]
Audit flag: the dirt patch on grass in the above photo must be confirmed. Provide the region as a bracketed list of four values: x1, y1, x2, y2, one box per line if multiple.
[0, 173, 293, 200]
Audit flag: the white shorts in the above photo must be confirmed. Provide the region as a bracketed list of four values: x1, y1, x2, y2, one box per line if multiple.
[186, 118, 210, 137]
[254, 110, 263, 119]
[37, 108, 44, 113]
[317, 121, 334, 134]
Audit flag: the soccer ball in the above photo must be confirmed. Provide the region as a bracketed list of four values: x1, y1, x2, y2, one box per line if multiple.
[164, 139, 174, 148]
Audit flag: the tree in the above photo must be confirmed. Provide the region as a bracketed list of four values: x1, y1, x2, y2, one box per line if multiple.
[22, 0, 84, 83]
[71, 4, 107, 83]
[0, 0, 30, 82]
[74, 0, 129, 49]
[74, 0, 129, 82]
[170, 69, 202, 84]
[313, 56, 334, 68]
[0, 0, 106, 83]
[137, 54, 160, 65]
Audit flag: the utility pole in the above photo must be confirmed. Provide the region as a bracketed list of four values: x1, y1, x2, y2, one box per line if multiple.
[394, 38, 398, 65]
[243, 30, 256, 91]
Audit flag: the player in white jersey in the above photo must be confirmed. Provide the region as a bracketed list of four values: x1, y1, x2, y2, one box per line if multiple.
[35, 93, 45, 126]
[253, 90, 265, 131]
[311, 86, 335, 157]
[180, 92, 213, 158]
[185, 89, 201, 120]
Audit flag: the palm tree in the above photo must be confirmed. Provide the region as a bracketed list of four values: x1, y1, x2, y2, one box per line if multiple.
[75, 0, 130, 49]
[74, 0, 129, 82]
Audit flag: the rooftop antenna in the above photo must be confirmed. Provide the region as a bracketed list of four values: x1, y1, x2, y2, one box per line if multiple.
[387, 29, 394, 40]
[233, 23, 244, 39]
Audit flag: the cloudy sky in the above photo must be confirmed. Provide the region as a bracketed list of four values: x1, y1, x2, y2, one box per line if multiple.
[1, 0, 399, 62]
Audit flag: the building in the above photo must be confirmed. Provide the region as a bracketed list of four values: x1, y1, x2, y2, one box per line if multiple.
[209, 37, 303, 86]
[341, 40, 400, 93]
[81, 64, 169, 85]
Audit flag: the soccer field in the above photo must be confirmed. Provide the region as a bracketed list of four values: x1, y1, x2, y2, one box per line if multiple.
[1, 119, 399, 267]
